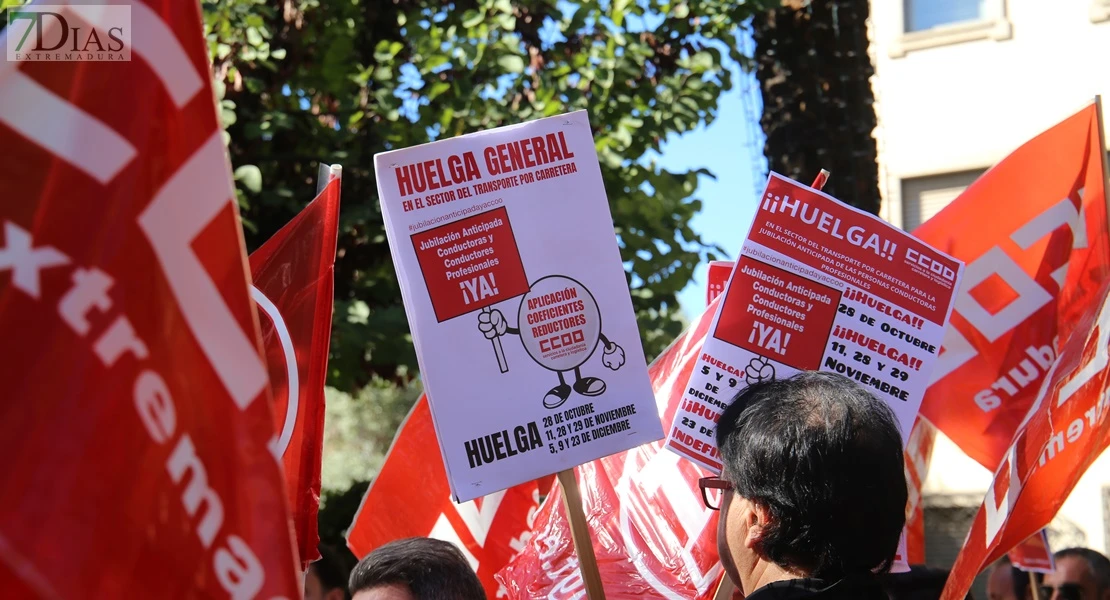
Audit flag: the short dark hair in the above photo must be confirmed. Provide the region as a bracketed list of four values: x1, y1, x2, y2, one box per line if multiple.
[1055, 547, 1110, 590]
[715, 371, 907, 579]
[349, 537, 486, 600]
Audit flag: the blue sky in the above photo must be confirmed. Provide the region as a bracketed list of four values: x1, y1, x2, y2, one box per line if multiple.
[652, 69, 765, 320]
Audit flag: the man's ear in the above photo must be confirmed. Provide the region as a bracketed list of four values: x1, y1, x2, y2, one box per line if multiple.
[743, 501, 773, 550]
[325, 588, 346, 600]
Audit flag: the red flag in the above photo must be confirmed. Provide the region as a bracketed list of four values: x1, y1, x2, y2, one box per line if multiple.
[250, 177, 341, 567]
[497, 298, 728, 598]
[347, 396, 542, 597]
[0, 3, 300, 598]
[904, 418, 936, 563]
[940, 279, 1110, 599]
[915, 104, 1109, 469]
[936, 105, 1110, 599]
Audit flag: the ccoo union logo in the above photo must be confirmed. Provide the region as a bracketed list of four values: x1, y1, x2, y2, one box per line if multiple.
[6, 5, 131, 62]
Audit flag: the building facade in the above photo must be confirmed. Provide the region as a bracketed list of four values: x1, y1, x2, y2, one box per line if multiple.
[868, 0, 1110, 573]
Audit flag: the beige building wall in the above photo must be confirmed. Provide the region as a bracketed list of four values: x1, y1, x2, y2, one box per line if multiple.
[868, 0, 1110, 559]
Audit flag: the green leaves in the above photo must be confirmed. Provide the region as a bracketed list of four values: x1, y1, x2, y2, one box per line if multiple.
[233, 165, 262, 194]
[205, 0, 775, 395]
[497, 54, 525, 73]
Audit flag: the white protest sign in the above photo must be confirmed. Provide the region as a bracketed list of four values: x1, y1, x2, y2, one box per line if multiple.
[376, 111, 662, 502]
[666, 173, 964, 471]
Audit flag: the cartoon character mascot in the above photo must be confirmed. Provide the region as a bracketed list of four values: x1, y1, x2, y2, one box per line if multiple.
[478, 275, 625, 409]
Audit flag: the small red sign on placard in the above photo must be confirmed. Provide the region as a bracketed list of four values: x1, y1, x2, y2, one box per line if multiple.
[410, 207, 530, 322]
[714, 256, 840, 370]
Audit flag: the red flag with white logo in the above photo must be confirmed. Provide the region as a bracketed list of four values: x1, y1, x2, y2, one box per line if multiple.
[347, 396, 542, 597]
[497, 298, 728, 598]
[940, 279, 1110, 599]
[915, 104, 1109, 469]
[250, 176, 341, 568]
[930, 103, 1110, 599]
[0, 2, 300, 597]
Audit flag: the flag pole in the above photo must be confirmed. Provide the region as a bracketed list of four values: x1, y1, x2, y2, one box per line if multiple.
[557, 468, 606, 599]
[317, 162, 343, 194]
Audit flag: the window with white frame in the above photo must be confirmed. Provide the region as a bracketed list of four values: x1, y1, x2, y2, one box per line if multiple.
[904, 0, 986, 33]
[889, 0, 1011, 58]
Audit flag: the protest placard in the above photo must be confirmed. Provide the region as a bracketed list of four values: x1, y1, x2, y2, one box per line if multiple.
[1009, 530, 1054, 574]
[666, 173, 964, 471]
[706, 261, 733, 305]
[376, 111, 661, 502]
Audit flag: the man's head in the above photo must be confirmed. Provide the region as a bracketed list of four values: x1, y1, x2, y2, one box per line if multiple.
[987, 556, 1038, 600]
[1043, 548, 1110, 600]
[714, 372, 907, 592]
[349, 537, 486, 600]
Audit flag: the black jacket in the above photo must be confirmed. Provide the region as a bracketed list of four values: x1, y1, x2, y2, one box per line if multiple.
[746, 576, 889, 600]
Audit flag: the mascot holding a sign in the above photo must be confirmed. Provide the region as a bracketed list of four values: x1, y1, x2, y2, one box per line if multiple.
[478, 275, 626, 409]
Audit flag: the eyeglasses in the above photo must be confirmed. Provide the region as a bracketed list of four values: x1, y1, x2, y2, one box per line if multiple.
[1039, 584, 1084, 600]
[699, 476, 733, 511]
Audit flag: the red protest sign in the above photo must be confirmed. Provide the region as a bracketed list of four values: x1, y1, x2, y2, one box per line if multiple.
[916, 103, 1108, 469]
[707, 260, 734, 305]
[715, 256, 841, 370]
[753, 177, 961, 327]
[347, 396, 541, 597]
[667, 174, 962, 472]
[498, 299, 731, 599]
[250, 177, 341, 568]
[1008, 530, 1054, 574]
[0, 2, 300, 598]
[410, 206, 529, 322]
[701, 257, 935, 564]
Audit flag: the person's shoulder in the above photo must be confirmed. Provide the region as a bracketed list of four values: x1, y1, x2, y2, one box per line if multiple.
[747, 576, 888, 600]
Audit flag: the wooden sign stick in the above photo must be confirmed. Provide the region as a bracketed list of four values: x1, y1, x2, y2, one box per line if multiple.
[557, 468, 606, 599]
[1030, 576, 1043, 600]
